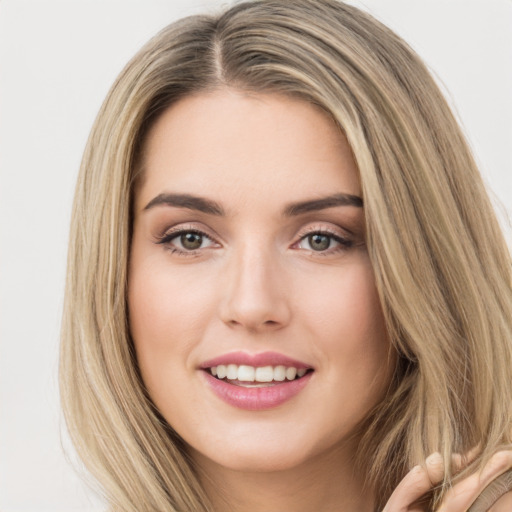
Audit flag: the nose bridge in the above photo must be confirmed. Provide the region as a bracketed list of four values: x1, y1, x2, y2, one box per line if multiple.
[220, 236, 290, 331]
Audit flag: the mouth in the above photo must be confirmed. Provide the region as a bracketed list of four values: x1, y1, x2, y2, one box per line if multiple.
[206, 364, 312, 387]
[200, 351, 314, 410]
[201, 355, 314, 410]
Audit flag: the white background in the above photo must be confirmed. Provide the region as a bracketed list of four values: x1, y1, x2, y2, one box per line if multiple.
[0, 1, 510, 510]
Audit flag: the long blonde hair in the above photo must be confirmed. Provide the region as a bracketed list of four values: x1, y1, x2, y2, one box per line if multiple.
[60, 0, 512, 509]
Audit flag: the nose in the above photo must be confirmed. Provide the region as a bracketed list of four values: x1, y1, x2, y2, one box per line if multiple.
[219, 244, 291, 333]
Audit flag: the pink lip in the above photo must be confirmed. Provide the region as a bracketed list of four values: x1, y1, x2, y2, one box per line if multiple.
[199, 351, 314, 411]
[200, 351, 312, 370]
[202, 370, 313, 411]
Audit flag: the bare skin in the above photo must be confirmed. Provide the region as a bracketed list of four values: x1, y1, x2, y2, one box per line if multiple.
[128, 89, 512, 512]
[385, 451, 512, 512]
[194, 438, 376, 512]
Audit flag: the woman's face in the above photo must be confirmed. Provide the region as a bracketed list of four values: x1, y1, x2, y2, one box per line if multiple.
[128, 90, 394, 473]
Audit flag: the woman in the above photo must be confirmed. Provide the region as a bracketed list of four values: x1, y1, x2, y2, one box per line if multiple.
[60, 0, 512, 510]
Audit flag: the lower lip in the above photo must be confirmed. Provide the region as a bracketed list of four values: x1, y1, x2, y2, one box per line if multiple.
[202, 371, 313, 411]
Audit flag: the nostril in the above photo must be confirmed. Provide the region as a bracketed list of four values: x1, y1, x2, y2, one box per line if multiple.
[223, 315, 285, 331]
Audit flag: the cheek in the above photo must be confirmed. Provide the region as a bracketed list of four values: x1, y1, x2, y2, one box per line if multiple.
[304, 258, 385, 336]
[129, 271, 192, 351]
[299, 258, 391, 379]
[127, 248, 217, 385]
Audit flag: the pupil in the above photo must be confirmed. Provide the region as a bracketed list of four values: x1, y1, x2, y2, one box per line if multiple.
[181, 232, 202, 250]
[309, 234, 330, 251]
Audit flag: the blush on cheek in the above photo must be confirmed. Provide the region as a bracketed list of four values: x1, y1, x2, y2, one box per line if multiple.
[312, 262, 391, 386]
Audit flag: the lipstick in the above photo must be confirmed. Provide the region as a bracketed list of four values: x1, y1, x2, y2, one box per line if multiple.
[200, 351, 313, 410]
[200, 351, 311, 370]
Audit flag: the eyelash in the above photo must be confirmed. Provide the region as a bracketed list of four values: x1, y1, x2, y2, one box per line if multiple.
[155, 226, 216, 257]
[155, 225, 354, 257]
[294, 227, 353, 256]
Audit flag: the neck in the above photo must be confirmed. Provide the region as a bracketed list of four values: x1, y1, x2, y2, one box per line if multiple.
[192, 443, 375, 512]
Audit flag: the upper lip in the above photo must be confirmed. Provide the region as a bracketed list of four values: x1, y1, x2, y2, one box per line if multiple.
[200, 351, 312, 370]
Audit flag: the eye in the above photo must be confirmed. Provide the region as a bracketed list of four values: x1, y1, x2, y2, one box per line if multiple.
[177, 231, 209, 250]
[156, 228, 217, 254]
[303, 233, 332, 251]
[295, 231, 352, 253]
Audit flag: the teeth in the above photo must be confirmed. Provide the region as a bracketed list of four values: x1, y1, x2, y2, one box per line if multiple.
[227, 364, 238, 380]
[208, 364, 309, 382]
[274, 365, 286, 382]
[285, 367, 297, 380]
[255, 366, 274, 382]
[216, 365, 227, 379]
[238, 365, 255, 382]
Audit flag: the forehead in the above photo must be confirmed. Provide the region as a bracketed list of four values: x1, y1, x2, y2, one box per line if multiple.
[135, 89, 361, 213]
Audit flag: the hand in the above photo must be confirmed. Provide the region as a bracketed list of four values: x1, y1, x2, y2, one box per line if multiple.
[382, 450, 512, 512]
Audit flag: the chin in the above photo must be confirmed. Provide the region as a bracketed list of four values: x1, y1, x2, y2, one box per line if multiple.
[192, 442, 313, 474]
[185, 417, 353, 475]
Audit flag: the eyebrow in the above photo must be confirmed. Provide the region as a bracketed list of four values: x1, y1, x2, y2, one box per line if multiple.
[283, 193, 363, 215]
[144, 193, 225, 215]
[143, 192, 363, 216]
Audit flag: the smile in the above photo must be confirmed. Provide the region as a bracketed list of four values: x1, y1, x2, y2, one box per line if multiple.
[209, 364, 308, 386]
[200, 352, 314, 410]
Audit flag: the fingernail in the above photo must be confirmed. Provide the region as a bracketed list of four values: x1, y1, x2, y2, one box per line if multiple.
[426, 452, 443, 466]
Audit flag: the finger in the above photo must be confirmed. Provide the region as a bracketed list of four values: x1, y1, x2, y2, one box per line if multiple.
[383, 453, 444, 512]
[438, 451, 512, 512]
[451, 445, 481, 472]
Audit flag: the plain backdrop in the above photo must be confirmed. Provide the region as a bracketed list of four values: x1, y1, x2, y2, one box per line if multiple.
[0, 1, 511, 510]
